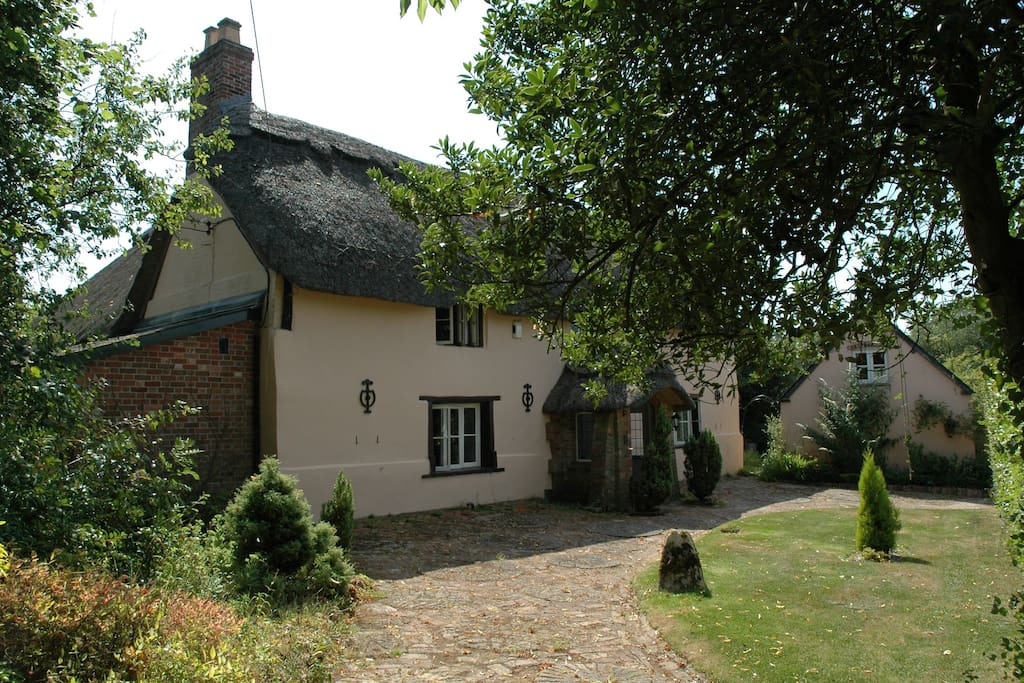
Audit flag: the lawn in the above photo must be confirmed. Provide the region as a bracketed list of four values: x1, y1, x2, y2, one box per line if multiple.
[636, 508, 1018, 682]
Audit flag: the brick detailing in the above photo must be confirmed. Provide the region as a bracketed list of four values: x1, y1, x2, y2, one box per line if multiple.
[83, 321, 259, 507]
[188, 25, 253, 144]
[546, 409, 634, 511]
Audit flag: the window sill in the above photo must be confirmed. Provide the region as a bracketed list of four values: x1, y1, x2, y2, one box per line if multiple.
[422, 466, 505, 479]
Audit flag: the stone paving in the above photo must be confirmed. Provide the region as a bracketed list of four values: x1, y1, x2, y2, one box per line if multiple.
[334, 477, 991, 682]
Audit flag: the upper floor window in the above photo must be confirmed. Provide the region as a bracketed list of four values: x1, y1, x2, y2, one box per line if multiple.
[435, 304, 483, 347]
[853, 348, 888, 383]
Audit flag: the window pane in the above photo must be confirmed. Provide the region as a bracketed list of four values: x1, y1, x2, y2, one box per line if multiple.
[448, 436, 460, 465]
[432, 437, 444, 467]
[873, 351, 886, 367]
[576, 412, 593, 461]
[630, 412, 645, 456]
[464, 435, 478, 463]
[463, 406, 476, 435]
[435, 307, 452, 343]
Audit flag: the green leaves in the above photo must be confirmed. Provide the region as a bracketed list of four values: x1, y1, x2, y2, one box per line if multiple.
[399, 0, 460, 21]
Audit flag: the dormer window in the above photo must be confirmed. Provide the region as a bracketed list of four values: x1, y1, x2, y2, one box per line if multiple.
[435, 304, 483, 347]
[853, 348, 888, 383]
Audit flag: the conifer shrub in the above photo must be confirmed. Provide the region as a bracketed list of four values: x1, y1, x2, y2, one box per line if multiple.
[856, 450, 901, 555]
[321, 467, 355, 549]
[221, 457, 353, 604]
[629, 406, 674, 512]
[685, 429, 723, 502]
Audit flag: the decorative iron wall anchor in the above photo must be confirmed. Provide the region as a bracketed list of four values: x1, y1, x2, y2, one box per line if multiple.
[522, 383, 534, 412]
[360, 379, 376, 414]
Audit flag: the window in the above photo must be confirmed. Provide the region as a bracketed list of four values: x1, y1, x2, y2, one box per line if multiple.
[672, 401, 700, 446]
[629, 410, 645, 456]
[421, 396, 499, 475]
[435, 304, 483, 347]
[853, 348, 888, 383]
[575, 412, 594, 461]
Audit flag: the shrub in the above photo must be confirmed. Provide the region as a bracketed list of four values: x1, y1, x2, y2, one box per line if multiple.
[0, 400, 202, 581]
[0, 555, 159, 682]
[321, 467, 355, 549]
[222, 456, 354, 604]
[803, 371, 895, 475]
[759, 415, 821, 482]
[856, 450, 901, 554]
[629, 406, 674, 512]
[897, 441, 992, 489]
[685, 429, 723, 502]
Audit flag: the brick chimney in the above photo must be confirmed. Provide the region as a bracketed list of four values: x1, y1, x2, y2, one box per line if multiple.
[188, 18, 253, 144]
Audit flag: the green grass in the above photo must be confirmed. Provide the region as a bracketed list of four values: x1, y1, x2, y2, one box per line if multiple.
[636, 508, 1018, 682]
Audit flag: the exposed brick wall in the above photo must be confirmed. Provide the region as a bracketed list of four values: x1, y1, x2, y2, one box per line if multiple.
[83, 321, 259, 508]
[546, 409, 634, 510]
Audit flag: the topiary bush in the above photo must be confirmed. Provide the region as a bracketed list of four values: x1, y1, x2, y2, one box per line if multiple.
[321, 467, 355, 549]
[629, 406, 674, 513]
[221, 457, 354, 604]
[856, 450, 901, 555]
[685, 429, 723, 502]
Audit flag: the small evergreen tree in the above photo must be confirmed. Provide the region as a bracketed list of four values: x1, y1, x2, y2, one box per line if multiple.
[685, 430, 723, 502]
[222, 456, 353, 602]
[856, 450, 901, 555]
[321, 467, 355, 549]
[629, 406, 674, 512]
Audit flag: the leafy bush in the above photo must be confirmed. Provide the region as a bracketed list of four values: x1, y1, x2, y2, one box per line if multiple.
[151, 520, 235, 601]
[629, 406, 674, 512]
[759, 415, 821, 482]
[685, 429, 723, 501]
[892, 441, 992, 489]
[0, 555, 160, 682]
[222, 457, 354, 604]
[803, 371, 895, 475]
[856, 450, 901, 554]
[321, 467, 355, 549]
[0, 398, 202, 581]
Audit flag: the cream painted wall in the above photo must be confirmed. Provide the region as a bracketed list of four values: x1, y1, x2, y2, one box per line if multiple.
[677, 366, 744, 475]
[145, 196, 265, 319]
[780, 335, 975, 468]
[270, 290, 566, 517]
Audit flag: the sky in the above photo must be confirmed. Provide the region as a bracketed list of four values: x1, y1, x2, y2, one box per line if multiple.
[66, 2, 501, 285]
[80, 0, 502, 163]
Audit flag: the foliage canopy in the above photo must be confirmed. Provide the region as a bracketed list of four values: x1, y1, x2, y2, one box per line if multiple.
[383, 0, 1024, 390]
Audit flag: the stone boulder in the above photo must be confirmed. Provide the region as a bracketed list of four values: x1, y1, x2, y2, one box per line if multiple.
[658, 530, 708, 594]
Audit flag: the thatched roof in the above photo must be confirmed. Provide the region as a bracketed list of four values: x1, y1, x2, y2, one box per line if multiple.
[72, 104, 463, 340]
[208, 105, 453, 307]
[542, 365, 696, 414]
[64, 230, 171, 342]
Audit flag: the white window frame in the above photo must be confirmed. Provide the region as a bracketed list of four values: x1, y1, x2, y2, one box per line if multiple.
[431, 403, 481, 472]
[853, 348, 888, 383]
[435, 304, 483, 347]
[672, 401, 700, 446]
[629, 410, 645, 456]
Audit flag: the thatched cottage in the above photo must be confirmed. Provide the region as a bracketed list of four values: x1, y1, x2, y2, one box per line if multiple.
[74, 19, 742, 516]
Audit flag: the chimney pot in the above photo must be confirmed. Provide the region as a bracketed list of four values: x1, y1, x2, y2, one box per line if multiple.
[216, 18, 243, 45]
[189, 18, 253, 145]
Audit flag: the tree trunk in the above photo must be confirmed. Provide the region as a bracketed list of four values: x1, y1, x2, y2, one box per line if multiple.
[949, 131, 1024, 389]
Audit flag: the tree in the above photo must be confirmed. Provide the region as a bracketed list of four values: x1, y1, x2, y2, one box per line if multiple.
[381, 0, 1024, 394]
[856, 450, 901, 555]
[0, 1, 228, 572]
[684, 429, 723, 502]
[802, 371, 896, 476]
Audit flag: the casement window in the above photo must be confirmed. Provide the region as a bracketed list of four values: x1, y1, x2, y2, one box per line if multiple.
[575, 412, 594, 462]
[853, 348, 888, 383]
[629, 410, 646, 456]
[421, 396, 499, 475]
[672, 401, 700, 446]
[435, 304, 483, 347]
